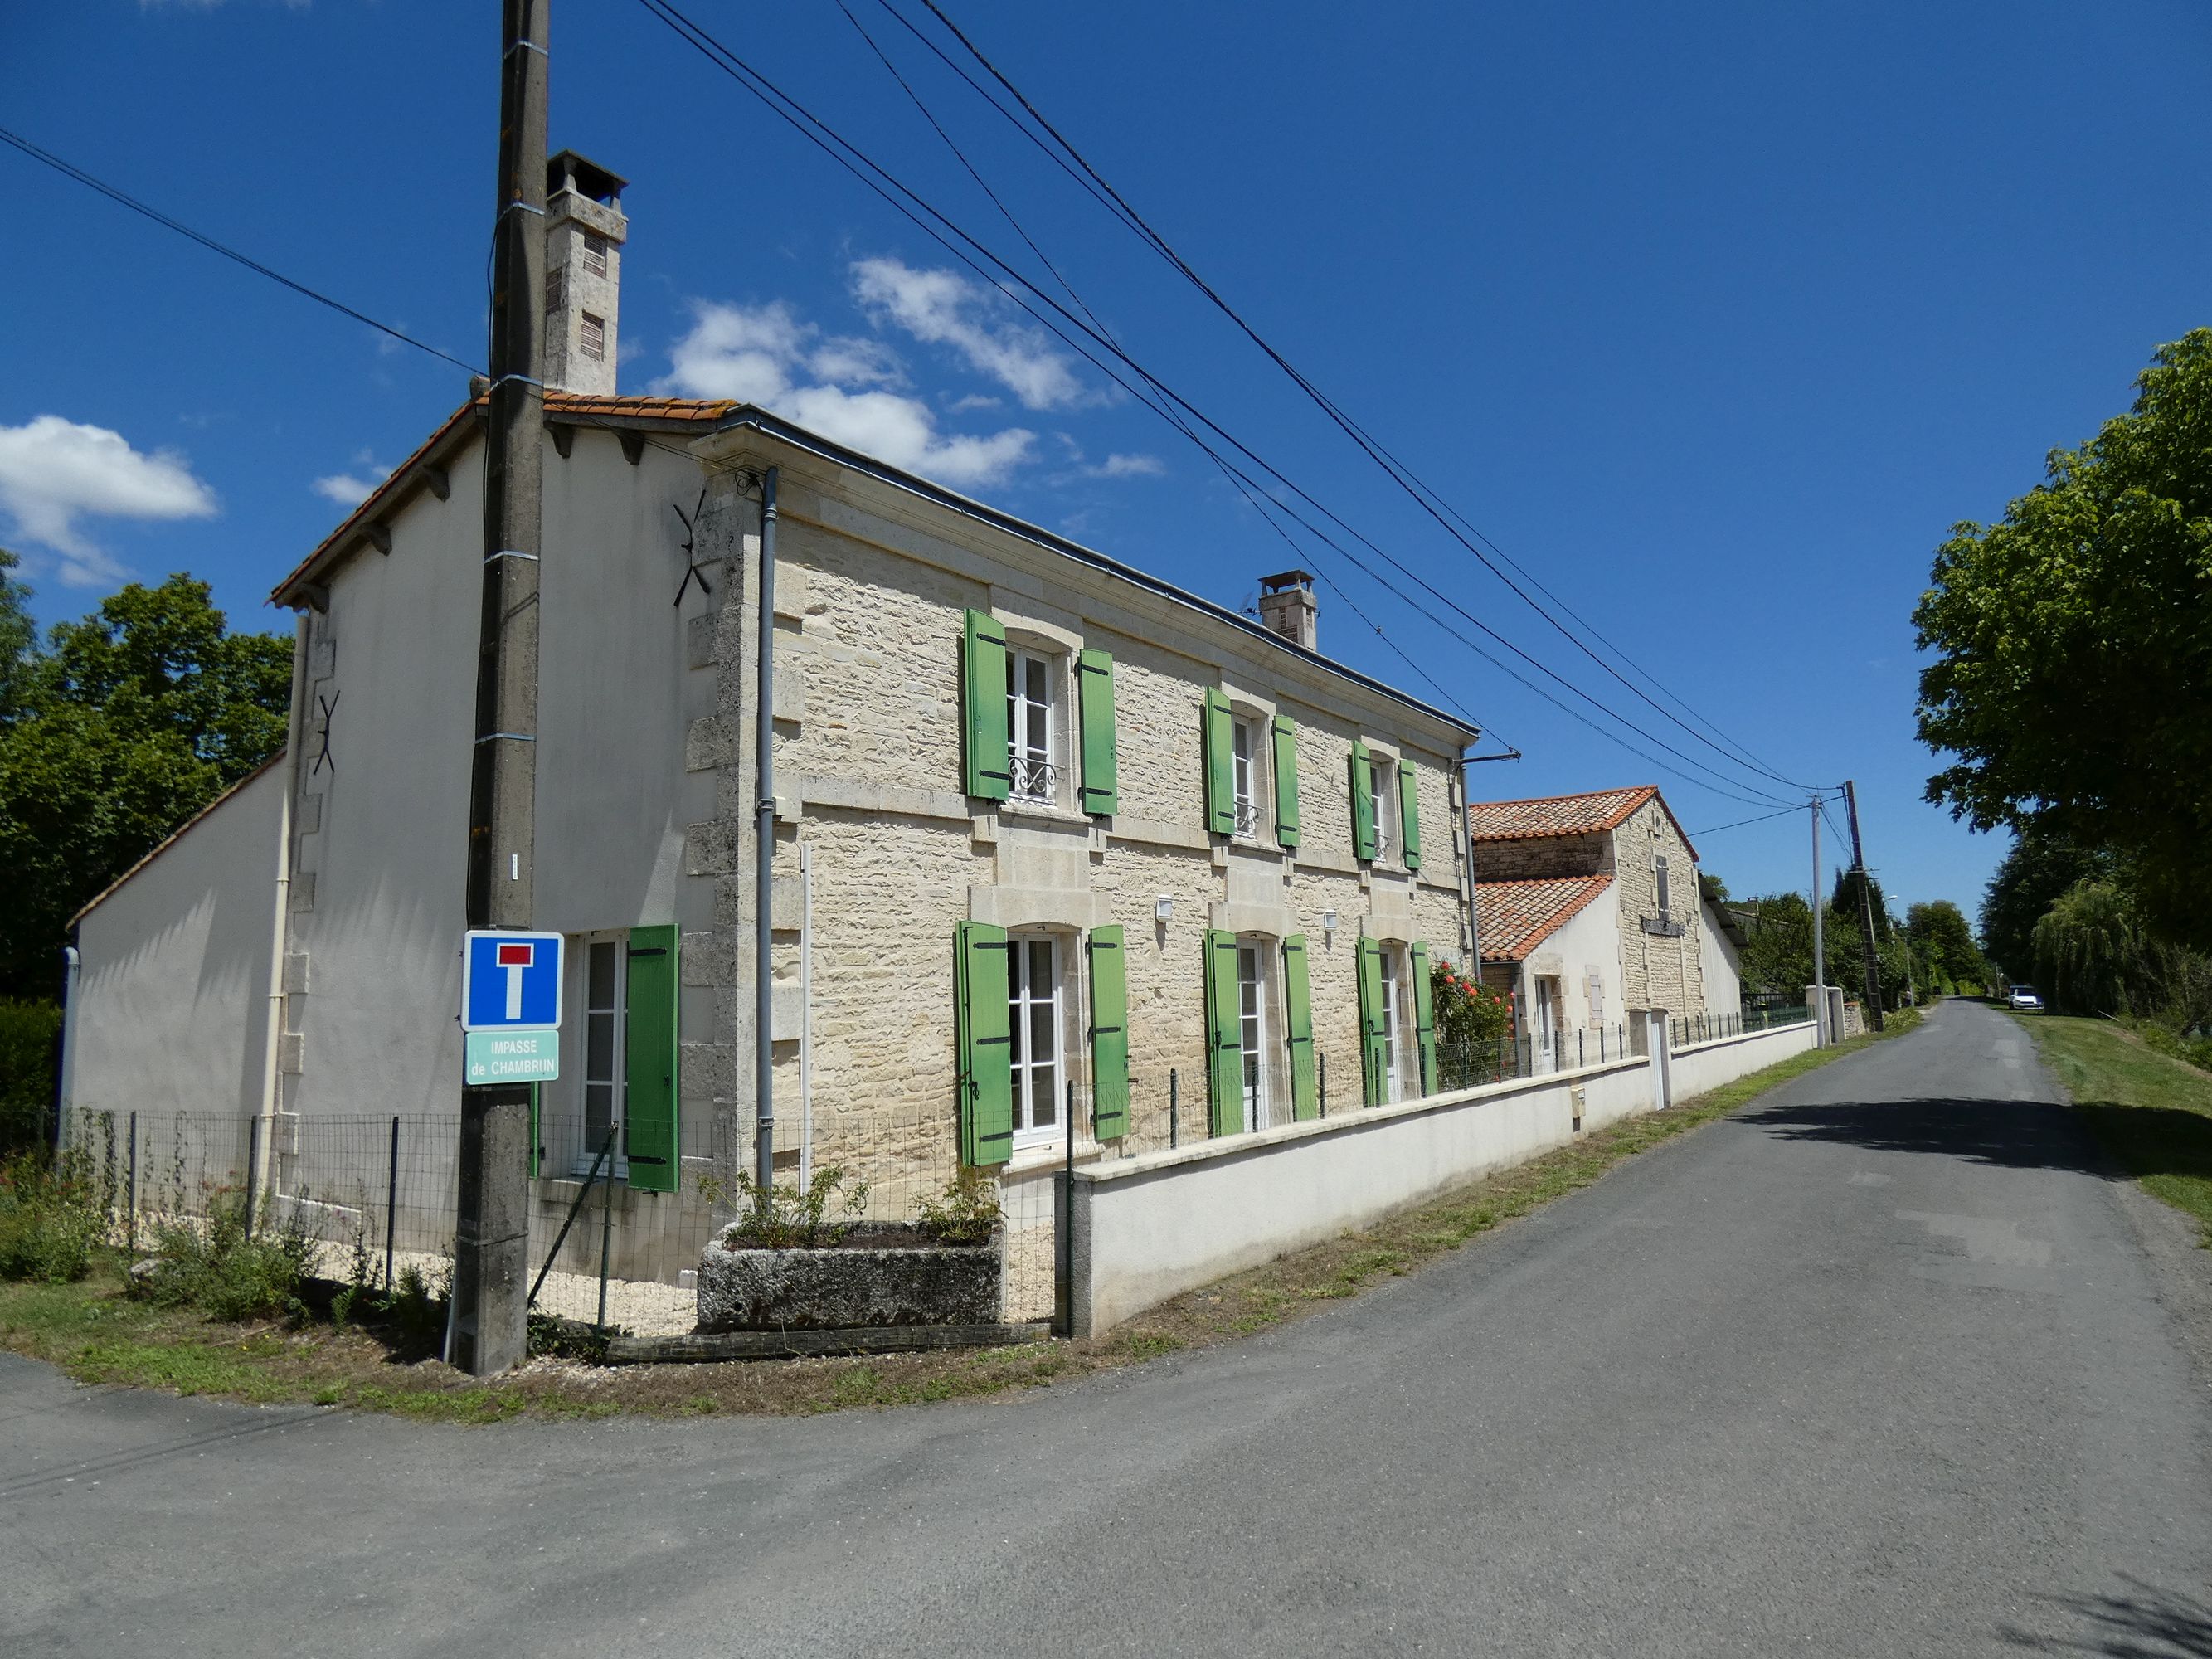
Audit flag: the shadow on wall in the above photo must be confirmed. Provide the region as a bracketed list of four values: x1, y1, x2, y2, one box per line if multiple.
[1997, 1572, 2212, 1657]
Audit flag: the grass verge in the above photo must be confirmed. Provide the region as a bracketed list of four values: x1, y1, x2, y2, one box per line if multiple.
[2, 1015, 1916, 1422]
[2011, 1012, 2212, 1244]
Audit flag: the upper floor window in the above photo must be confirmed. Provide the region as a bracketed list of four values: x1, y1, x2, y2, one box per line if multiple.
[545, 265, 566, 314]
[584, 232, 610, 277]
[1655, 854, 1671, 916]
[1231, 716, 1264, 839]
[1006, 647, 1058, 803]
[580, 311, 606, 362]
[1370, 758, 1396, 857]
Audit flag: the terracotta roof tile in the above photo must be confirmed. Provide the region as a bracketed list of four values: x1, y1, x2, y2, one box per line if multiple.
[1471, 786, 1658, 842]
[1470, 784, 1699, 862]
[1475, 873, 1615, 961]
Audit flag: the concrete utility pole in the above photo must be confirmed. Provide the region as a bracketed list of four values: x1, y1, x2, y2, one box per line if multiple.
[452, 0, 548, 1377]
[1844, 780, 1884, 1033]
[1811, 794, 1827, 1045]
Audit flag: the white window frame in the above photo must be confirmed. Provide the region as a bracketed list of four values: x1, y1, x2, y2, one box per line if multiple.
[1006, 931, 1064, 1151]
[1231, 715, 1266, 841]
[573, 931, 628, 1179]
[1378, 945, 1403, 1103]
[1005, 645, 1061, 805]
[1371, 758, 1395, 858]
[1237, 938, 1275, 1132]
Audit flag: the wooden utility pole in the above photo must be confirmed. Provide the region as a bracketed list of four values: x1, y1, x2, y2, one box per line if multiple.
[1844, 780, 1884, 1034]
[451, 0, 547, 1377]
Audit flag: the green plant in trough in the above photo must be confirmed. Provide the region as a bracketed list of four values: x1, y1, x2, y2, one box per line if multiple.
[915, 1168, 1004, 1246]
[719, 1164, 871, 1248]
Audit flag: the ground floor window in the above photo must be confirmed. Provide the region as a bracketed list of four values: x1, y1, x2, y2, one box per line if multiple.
[1237, 938, 1271, 1131]
[1008, 932, 1062, 1149]
[577, 932, 627, 1176]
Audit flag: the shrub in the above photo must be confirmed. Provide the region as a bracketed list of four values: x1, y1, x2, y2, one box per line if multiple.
[139, 1185, 316, 1321]
[1431, 956, 1513, 1048]
[915, 1168, 1004, 1246]
[0, 1000, 61, 1157]
[718, 1165, 869, 1248]
[0, 1151, 99, 1283]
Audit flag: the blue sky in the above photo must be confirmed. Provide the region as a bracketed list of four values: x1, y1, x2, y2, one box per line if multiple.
[4, 0, 2209, 921]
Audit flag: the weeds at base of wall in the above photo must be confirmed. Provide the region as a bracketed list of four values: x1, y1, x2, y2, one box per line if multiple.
[0, 1018, 1908, 1422]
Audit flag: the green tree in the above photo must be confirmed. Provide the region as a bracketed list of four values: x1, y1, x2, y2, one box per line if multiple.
[1915, 330, 2212, 948]
[0, 572, 292, 999]
[1979, 817, 2112, 983]
[2033, 879, 2147, 1015]
[1904, 900, 1983, 990]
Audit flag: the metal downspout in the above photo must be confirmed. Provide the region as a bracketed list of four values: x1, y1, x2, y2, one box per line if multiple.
[754, 468, 779, 1192]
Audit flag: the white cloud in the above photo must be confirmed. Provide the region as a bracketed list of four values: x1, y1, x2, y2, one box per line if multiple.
[656, 299, 1035, 489]
[851, 258, 1083, 411]
[0, 416, 216, 587]
[1089, 453, 1164, 479]
[310, 449, 391, 508]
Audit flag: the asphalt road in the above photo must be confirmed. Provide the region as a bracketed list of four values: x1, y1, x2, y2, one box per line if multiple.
[7, 999, 2212, 1657]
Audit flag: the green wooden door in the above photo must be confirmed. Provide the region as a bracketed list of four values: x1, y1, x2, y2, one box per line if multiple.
[624, 925, 680, 1192]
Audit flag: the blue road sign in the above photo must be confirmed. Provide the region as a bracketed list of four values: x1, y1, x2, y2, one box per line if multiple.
[462, 930, 564, 1032]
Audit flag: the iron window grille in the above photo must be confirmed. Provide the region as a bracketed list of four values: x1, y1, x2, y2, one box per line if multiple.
[1009, 755, 1059, 802]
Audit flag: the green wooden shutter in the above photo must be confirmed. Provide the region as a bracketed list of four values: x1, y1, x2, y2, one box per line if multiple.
[1411, 941, 1437, 1096]
[1077, 649, 1118, 816]
[1087, 926, 1130, 1139]
[624, 924, 680, 1192]
[1271, 715, 1300, 850]
[962, 609, 1010, 801]
[1202, 688, 1235, 836]
[1356, 935, 1388, 1107]
[1203, 929, 1243, 1136]
[1350, 739, 1378, 862]
[1282, 933, 1317, 1121]
[955, 921, 1014, 1165]
[1398, 757, 1422, 871]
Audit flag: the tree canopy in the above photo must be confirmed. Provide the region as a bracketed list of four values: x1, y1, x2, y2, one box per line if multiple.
[0, 557, 292, 999]
[1915, 329, 2212, 948]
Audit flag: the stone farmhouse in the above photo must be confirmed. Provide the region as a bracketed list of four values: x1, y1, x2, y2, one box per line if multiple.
[60, 155, 1485, 1298]
[1469, 785, 1743, 1065]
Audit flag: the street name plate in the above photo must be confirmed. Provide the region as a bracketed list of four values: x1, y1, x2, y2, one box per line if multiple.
[464, 1027, 559, 1085]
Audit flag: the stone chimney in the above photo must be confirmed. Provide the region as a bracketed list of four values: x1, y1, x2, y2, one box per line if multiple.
[543, 150, 627, 396]
[1257, 569, 1319, 651]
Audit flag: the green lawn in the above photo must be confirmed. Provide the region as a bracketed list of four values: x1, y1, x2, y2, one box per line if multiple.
[2014, 1013, 2212, 1243]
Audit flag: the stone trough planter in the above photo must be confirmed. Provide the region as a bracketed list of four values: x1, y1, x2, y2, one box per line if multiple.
[696, 1224, 1002, 1332]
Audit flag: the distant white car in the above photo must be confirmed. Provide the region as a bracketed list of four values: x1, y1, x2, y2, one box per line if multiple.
[2006, 985, 2044, 1012]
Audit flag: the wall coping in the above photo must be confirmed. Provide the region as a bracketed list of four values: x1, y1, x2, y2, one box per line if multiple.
[1076, 1053, 1650, 1190]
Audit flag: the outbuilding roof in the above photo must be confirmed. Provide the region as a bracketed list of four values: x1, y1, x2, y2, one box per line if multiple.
[1470, 784, 1697, 860]
[1474, 873, 1616, 961]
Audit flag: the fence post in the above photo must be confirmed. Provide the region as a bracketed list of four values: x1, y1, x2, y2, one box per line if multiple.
[1318, 1052, 1327, 1118]
[385, 1116, 400, 1294]
[1577, 1029, 1584, 1069]
[125, 1109, 138, 1257]
[596, 1151, 615, 1335]
[1168, 1068, 1179, 1149]
[243, 1116, 259, 1239]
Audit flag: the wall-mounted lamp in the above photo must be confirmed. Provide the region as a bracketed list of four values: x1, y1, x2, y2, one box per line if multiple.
[1155, 896, 1174, 924]
[1321, 909, 1338, 937]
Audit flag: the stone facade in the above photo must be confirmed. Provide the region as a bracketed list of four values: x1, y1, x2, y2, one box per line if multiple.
[684, 435, 1478, 1238]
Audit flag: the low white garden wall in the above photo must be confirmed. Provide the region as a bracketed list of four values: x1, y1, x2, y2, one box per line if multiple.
[1070, 1019, 1816, 1335]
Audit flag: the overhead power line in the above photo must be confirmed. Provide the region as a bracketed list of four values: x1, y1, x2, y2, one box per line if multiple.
[0, 124, 483, 377]
[901, 1, 1815, 797]
[633, 0, 1802, 810]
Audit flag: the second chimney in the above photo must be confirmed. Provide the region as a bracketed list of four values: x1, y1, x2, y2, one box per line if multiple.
[544, 150, 628, 397]
[1257, 569, 1319, 651]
